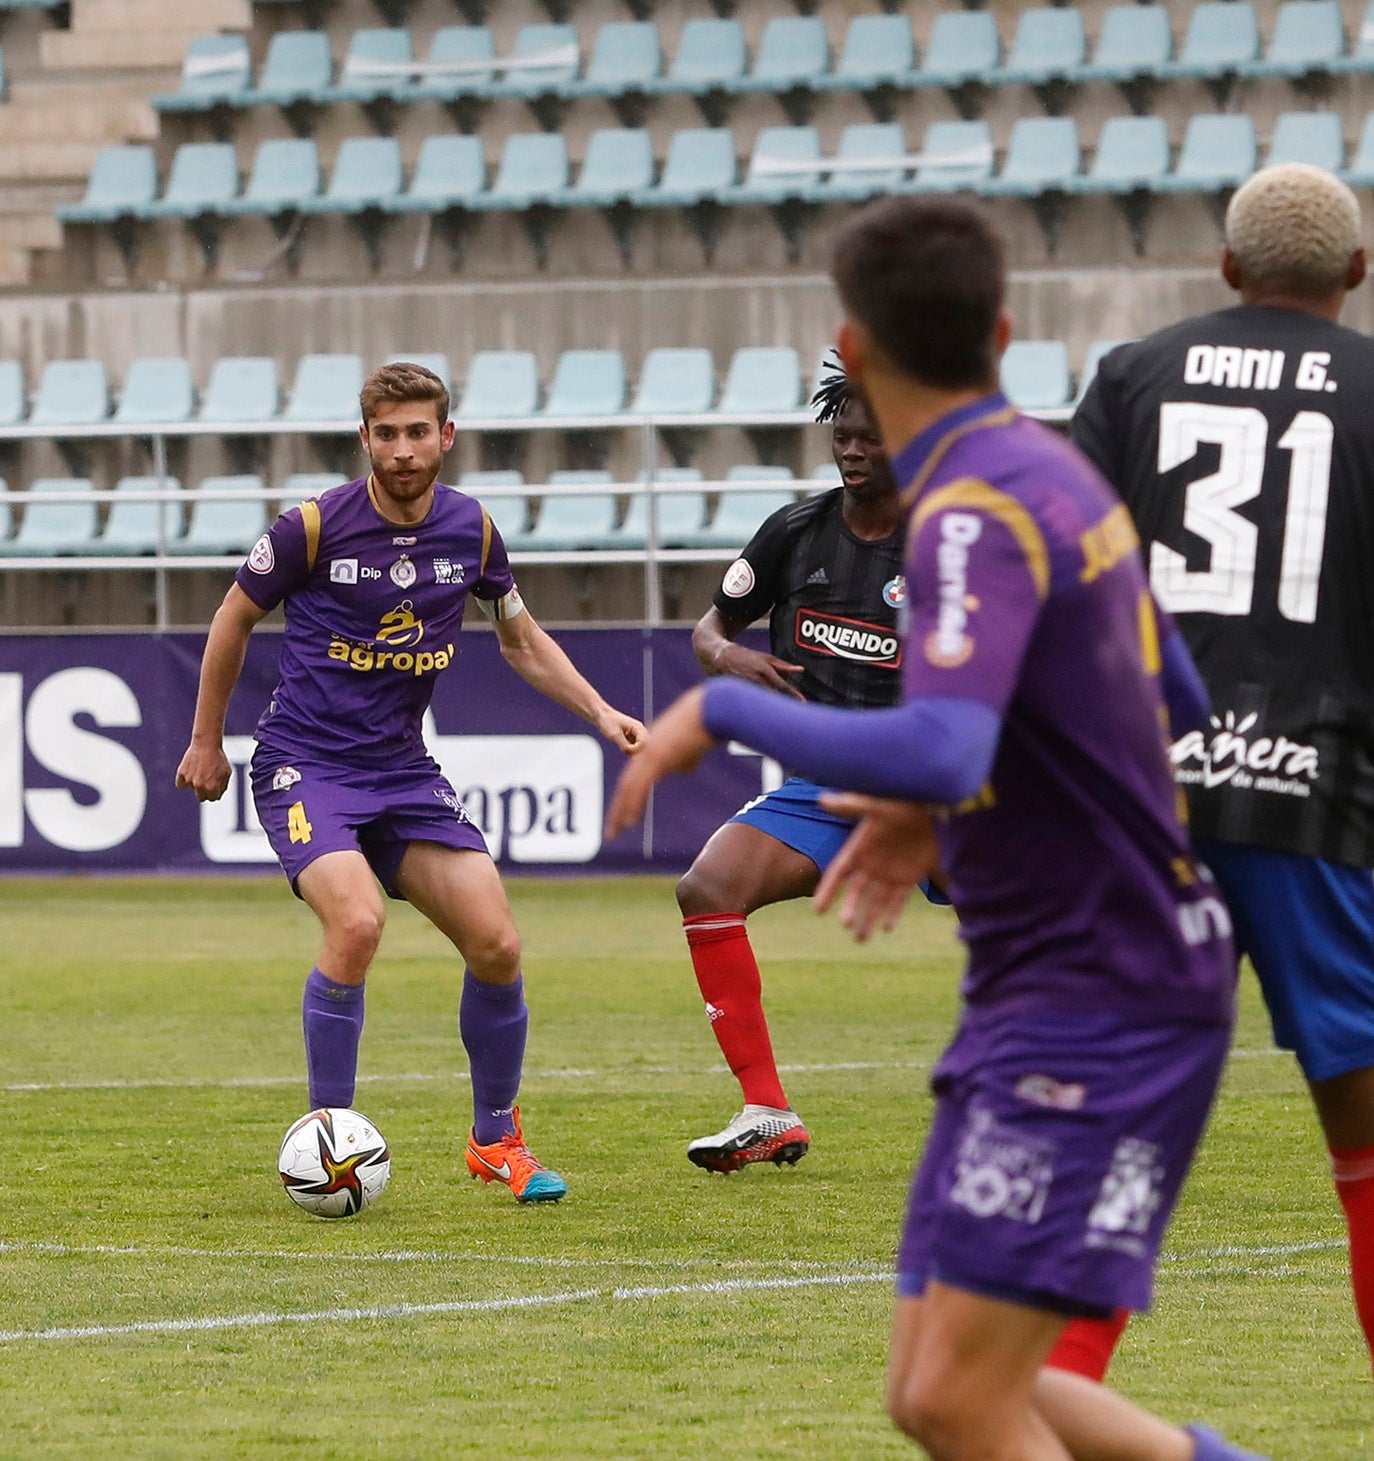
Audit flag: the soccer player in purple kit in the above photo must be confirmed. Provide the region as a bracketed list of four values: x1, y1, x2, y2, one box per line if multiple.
[176, 362, 646, 1204]
[609, 199, 1264, 1458]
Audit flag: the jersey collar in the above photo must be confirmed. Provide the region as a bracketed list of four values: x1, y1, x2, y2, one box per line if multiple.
[891, 392, 1017, 510]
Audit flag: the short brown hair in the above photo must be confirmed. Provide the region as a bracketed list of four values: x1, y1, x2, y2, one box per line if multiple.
[830, 196, 1006, 390]
[359, 361, 450, 427]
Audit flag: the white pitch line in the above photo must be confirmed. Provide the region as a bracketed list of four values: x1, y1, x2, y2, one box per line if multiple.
[0, 1270, 891, 1345]
[1162, 1238, 1345, 1262]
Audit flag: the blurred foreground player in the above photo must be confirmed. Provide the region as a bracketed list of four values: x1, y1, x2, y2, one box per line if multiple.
[676, 358, 907, 1172]
[1059, 163, 1374, 1381]
[176, 362, 645, 1203]
[609, 197, 1263, 1459]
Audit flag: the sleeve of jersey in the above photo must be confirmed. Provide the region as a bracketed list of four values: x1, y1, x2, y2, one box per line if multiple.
[1154, 594, 1210, 736]
[472, 519, 524, 621]
[1070, 361, 1124, 488]
[234, 507, 311, 611]
[711, 510, 786, 624]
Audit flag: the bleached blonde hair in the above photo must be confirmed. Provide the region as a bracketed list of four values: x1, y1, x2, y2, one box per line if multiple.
[1225, 163, 1362, 296]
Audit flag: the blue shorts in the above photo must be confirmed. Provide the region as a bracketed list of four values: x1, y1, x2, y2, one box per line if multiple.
[250, 750, 489, 897]
[729, 776, 855, 872]
[1198, 839, 1374, 1083]
[897, 1007, 1229, 1318]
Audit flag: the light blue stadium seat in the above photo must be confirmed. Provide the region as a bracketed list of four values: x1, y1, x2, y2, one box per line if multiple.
[0, 483, 10, 544]
[1000, 341, 1072, 410]
[154, 35, 252, 114]
[652, 19, 746, 98]
[221, 138, 320, 216]
[1267, 111, 1344, 170]
[981, 116, 1081, 196]
[1072, 116, 1170, 192]
[1332, 1, 1374, 73]
[1243, 1, 1344, 80]
[199, 357, 280, 423]
[806, 461, 843, 493]
[1163, 3, 1260, 86]
[1157, 114, 1257, 192]
[637, 127, 735, 206]
[730, 16, 828, 97]
[1076, 340, 1131, 402]
[302, 136, 403, 213]
[568, 21, 660, 100]
[99, 475, 184, 555]
[686, 475, 796, 549]
[10, 478, 98, 556]
[719, 347, 800, 416]
[520, 475, 618, 552]
[818, 14, 918, 97]
[56, 145, 157, 223]
[544, 349, 626, 417]
[459, 471, 528, 544]
[731, 126, 822, 203]
[563, 128, 654, 206]
[477, 132, 568, 208]
[455, 351, 540, 420]
[633, 348, 714, 416]
[405, 26, 494, 101]
[995, 8, 1086, 86]
[1342, 112, 1374, 185]
[490, 23, 579, 100]
[0, 361, 25, 427]
[614, 470, 708, 548]
[386, 134, 485, 213]
[909, 120, 994, 192]
[385, 352, 452, 394]
[817, 123, 907, 202]
[279, 472, 348, 509]
[918, 11, 1001, 90]
[243, 31, 333, 109]
[284, 354, 363, 423]
[183, 476, 269, 555]
[115, 358, 195, 425]
[1078, 6, 1173, 84]
[31, 361, 109, 427]
[326, 28, 413, 103]
[140, 142, 238, 219]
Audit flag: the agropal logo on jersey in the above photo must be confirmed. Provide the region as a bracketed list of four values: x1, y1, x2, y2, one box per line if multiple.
[326, 602, 455, 677]
[1171, 709, 1320, 797]
[926, 512, 982, 668]
[794, 610, 901, 667]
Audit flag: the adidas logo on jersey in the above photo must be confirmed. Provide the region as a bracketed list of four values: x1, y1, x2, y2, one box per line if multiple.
[806, 567, 829, 586]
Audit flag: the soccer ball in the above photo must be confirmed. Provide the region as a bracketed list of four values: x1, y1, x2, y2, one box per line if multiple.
[277, 1107, 391, 1218]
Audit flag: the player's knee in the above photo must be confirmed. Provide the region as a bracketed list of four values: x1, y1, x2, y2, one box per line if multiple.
[675, 863, 736, 916]
[332, 903, 386, 964]
[465, 924, 522, 981]
[886, 1369, 978, 1457]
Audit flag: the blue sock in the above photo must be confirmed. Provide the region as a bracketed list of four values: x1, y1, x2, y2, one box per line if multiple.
[302, 968, 365, 1109]
[1185, 1424, 1270, 1460]
[460, 969, 527, 1145]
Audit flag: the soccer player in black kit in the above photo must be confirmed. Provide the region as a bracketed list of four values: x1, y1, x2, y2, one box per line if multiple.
[675, 357, 914, 1172]
[1054, 162, 1374, 1383]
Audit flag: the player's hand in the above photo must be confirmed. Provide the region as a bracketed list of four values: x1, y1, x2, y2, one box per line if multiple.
[175, 740, 232, 803]
[605, 686, 714, 838]
[814, 794, 942, 942]
[712, 644, 806, 700]
[597, 707, 649, 756]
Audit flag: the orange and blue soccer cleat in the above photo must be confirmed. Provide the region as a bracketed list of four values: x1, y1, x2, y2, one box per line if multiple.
[465, 1106, 567, 1203]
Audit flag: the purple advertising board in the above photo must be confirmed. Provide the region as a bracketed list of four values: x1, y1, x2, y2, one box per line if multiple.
[0, 630, 784, 875]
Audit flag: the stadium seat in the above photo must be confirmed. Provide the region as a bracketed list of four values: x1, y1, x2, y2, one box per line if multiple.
[455, 351, 540, 420]
[1157, 114, 1257, 193]
[199, 357, 280, 423]
[806, 461, 843, 492]
[1332, 1, 1374, 73]
[1071, 115, 1170, 252]
[489, 23, 579, 114]
[31, 361, 109, 427]
[1341, 112, 1374, 185]
[917, 11, 1000, 117]
[99, 475, 184, 554]
[685, 474, 796, 549]
[563, 127, 654, 207]
[1266, 111, 1344, 170]
[731, 126, 823, 203]
[154, 34, 252, 115]
[1075, 340, 1130, 401]
[57, 145, 157, 225]
[1000, 341, 1072, 410]
[613, 471, 709, 549]
[385, 352, 451, 394]
[995, 8, 1086, 113]
[817, 14, 918, 118]
[284, 354, 363, 423]
[632, 348, 715, 416]
[115, 358, 195, 426]
[480, 131, 568, 207]
[242, 30, 333, 114]
[1077, 5, 1173, 109]
[279, 472, 349, 508]
[1242, 1, 1344, 82]
[459, 470, 528, 543]
[1163, 3, 1260, 102]
[9, 478, 98, 556]
[730, 16, 828, 123]
[404, 26, 494, 102]
[325, 28, 413, 107]
[140, 142, 239, 222]
[182, 475, 269, 555]
[566, 20, 661, 116]
[816, 123, 907, 203]
[520, 474, 618, 551]
[719, 348, 801, 416]
[543, 349, 626, 418]
[386, 133, 485, 215]
[0, 483, 10, 544]
[221, 138, 321, 217]
[637, 126, 736, 207]
[650, 18, 746, 124]
[0, 361, 25, 427]
[983, 116, 1081, 196]
[301, 136, 402, 266]
[910, 120, 994, 192]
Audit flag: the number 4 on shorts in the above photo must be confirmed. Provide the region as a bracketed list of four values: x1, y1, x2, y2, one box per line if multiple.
[287, 800, 313, 844]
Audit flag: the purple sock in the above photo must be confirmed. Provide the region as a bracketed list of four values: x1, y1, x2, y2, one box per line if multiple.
[1185, 1424, 1269, 1460]
[302, 967, 365, 1109]
[460, 969, 527, 1145]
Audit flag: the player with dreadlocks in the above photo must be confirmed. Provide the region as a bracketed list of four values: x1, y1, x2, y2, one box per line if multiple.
[675, 353, 919, 1172]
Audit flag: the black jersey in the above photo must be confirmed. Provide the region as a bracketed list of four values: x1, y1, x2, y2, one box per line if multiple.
[712, 487, 906, 709]
[1074, 303, 1374, 865]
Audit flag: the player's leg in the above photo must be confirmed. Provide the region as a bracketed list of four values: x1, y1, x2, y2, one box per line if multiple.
[392, 839, 565, 1203]
[676, 815, 821, 1171]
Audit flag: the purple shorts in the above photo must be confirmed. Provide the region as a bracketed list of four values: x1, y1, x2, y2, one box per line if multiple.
[896, 1005, 1229, 1318]
[250, 749, 489, 896]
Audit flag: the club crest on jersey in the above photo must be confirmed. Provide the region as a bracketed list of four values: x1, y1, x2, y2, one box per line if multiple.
[721, 559, 755, 598]
[882, 575, 907, 609]
[795, 609, 901, 667]
[271, 765, 301, 792]
[377, 600, 424, 647]
[390, 554, 417, 589]
[247, 534, 274, 575]
[433, 557, 465, 586]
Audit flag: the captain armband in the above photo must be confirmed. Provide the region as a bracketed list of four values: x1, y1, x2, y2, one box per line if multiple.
[477, 584, 526, 621]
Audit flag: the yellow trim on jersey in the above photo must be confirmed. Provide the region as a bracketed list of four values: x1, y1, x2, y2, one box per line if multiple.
[299, 498, 322, 574]
[366, 473, 382, 517]
[898, 405, 1018, 510]
[480, 506, 493, 578]
[910, 477, 1050, 601]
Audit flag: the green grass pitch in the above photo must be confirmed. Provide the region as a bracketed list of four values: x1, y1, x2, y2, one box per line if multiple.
[0, 876, 1367, 1457]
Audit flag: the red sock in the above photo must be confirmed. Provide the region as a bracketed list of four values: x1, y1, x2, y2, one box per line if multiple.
[1044, 1309, 1131, 1382]
[1330, 1144, 1374, 1370]
[683, 914, 789, 1110]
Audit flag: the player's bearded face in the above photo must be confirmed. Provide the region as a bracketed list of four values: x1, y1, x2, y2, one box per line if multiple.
[364, 401, 452, 503]
[832, 397, 897, 502]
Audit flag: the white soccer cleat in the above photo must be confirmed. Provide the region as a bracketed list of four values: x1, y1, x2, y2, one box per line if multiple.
[687, 1104, 810, 1173]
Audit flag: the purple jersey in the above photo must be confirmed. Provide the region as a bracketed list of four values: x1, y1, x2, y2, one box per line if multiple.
[895, 394, 1233, 1025]
[235, 476, 518, 768]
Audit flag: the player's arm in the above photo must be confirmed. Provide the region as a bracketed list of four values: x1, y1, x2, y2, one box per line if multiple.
[175, 583, 268, 802]
[1152, 593, 1210, 736]
[692, 606, 805, 700]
